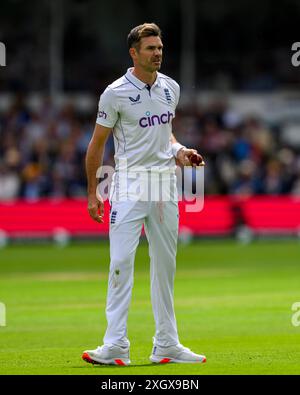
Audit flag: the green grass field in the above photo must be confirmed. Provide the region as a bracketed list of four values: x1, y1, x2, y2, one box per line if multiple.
[0, 240, 300, 375]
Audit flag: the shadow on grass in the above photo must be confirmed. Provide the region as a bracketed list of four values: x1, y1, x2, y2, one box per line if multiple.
[72, 362, 161, 369]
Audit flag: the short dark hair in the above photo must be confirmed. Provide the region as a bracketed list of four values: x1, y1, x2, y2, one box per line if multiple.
[127, 23, 162, 50]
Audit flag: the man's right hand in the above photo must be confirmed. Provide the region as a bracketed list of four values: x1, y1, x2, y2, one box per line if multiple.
[87, 194, 104, 223]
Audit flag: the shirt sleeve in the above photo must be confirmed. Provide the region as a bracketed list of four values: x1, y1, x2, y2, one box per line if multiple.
[96, 87, 118, 128]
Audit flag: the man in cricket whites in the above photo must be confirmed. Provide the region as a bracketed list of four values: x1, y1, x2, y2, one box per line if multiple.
[83, 22, 206, 365]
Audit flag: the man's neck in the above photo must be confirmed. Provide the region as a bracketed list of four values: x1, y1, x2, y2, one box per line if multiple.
[131, 67, 157, 86]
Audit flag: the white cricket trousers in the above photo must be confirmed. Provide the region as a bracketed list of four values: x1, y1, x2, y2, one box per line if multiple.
[103, 191, 179, 348]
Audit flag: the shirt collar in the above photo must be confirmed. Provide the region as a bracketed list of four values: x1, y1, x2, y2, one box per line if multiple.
[125, 68, 161, 90]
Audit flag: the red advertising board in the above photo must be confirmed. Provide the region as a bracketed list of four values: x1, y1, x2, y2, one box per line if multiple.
[0, 197, 299, 238]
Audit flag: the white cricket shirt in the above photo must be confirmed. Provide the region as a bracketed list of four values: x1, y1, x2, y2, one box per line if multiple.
[96, 68, 180, 172]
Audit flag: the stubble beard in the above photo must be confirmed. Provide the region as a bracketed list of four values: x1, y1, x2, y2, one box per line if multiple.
[150, 60, 162, 72]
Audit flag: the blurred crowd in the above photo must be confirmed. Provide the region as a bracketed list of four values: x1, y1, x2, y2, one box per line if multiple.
[173, 102, 300, 196]
[1, 94, 300, 201]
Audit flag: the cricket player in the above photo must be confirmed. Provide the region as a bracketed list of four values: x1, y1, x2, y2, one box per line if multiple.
[83, 23, 206, 365]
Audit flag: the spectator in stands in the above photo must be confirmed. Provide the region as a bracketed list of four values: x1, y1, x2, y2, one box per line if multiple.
[0, 162, 20, 200]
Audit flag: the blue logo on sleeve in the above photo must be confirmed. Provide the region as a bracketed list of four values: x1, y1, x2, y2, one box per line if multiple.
[98, 110, 107, 119]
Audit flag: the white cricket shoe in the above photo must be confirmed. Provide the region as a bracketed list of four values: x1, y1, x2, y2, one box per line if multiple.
[150, 343, 206, 364]
[82, 344, 130, 366]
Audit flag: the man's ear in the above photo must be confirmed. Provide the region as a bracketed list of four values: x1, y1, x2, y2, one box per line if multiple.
[129, 47, 137, 60]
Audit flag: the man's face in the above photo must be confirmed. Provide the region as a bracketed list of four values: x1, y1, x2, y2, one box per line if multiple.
[132, 36, 163, 72]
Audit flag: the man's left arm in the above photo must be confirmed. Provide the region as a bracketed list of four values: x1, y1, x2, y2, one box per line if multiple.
[171, 133, 205, 167]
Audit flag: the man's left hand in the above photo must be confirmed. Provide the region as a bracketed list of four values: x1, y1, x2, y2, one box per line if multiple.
[176, 148, 205, 167]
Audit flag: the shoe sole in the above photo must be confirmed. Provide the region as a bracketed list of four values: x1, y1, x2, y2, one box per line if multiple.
[150, 355, 206, 364]
[82, 352, 130, 366]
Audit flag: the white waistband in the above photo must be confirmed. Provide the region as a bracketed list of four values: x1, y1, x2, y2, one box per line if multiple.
[116, 166, 176, 175]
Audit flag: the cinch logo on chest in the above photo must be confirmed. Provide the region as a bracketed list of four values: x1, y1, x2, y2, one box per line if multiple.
[139, 111, 174, 128]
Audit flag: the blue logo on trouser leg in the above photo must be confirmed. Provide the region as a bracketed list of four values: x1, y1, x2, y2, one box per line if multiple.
[110, 211, 117, 224]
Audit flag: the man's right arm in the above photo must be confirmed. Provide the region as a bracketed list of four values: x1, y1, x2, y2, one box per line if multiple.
[85, 123, 112, 223]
